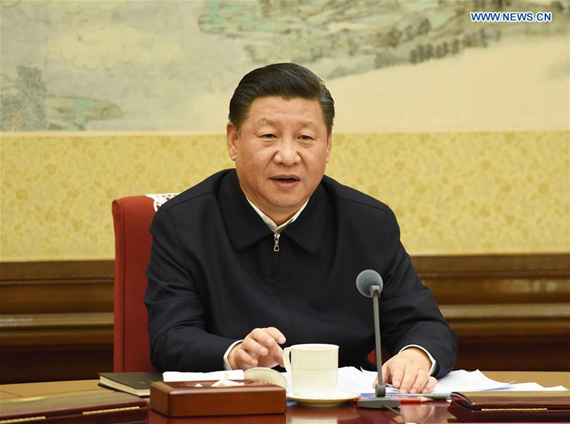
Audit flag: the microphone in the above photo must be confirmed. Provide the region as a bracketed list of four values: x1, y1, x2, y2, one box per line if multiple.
[356, 269, 384, 298]
[355, 270, 400, 409]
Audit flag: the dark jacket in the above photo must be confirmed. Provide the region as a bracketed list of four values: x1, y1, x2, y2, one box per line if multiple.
[145, 169, 457, 376]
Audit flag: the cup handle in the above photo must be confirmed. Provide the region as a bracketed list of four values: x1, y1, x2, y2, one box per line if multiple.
[283, 347, 292, 374]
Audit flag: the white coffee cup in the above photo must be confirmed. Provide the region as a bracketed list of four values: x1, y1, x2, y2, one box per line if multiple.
[283, 343, 339, 397]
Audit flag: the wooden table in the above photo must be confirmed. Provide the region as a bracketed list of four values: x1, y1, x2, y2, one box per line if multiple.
[1, 371, 568, 423]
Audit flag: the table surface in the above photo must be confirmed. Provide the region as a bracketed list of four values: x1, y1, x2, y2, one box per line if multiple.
[1, 371, 568, 423]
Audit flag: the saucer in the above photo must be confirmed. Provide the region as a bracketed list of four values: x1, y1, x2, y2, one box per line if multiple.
[287, 390, 361, 407]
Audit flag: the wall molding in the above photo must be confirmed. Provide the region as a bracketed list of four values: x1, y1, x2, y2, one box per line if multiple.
[1, 254, 568, 383]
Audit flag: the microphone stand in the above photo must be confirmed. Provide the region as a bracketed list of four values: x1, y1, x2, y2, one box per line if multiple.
[357, 285, 400, 409]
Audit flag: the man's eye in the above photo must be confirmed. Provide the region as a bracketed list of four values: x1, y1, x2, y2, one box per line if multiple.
[260, 134, 277, 139]
[299, 135, 314, 141]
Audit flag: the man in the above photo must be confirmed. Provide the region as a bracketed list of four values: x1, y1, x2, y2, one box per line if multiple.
[145, 63, 457, 394]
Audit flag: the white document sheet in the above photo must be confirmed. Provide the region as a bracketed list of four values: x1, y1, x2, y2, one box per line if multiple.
[493, 382, 568, 391]
[323, 367, 512, 396]
[322, 367, 568, 398]
[163, 370, 244, 382]
[431, 369, 511, 394]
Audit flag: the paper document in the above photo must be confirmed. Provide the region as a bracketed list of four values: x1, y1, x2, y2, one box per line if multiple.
[163, 370, 244, 382]
[493, 382, 568, 392]
[304, 367, 569, 398]
[334, 368, 515, 397]
[432, 369, 511, 394]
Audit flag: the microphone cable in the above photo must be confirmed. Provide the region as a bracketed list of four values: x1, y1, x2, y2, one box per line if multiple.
[385, 405, 408, 424]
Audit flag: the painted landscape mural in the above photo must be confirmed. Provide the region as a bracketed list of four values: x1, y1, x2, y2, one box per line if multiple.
[1, 0, 568, 132]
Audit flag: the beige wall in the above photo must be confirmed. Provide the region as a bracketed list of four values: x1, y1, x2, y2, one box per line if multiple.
[2, 130, 568, 261]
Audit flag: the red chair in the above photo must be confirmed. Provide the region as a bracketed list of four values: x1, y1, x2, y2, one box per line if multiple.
[112, 193, 177, 372]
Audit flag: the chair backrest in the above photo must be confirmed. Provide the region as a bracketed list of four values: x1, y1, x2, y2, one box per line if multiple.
[112, 193, 177, 372]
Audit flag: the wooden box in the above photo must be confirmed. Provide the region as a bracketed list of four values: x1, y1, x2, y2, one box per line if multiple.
[150, 379, 286, 417]
[448, 391, 570, 422]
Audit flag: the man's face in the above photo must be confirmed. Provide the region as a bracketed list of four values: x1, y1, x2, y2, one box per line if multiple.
[227, 96, 332, 225]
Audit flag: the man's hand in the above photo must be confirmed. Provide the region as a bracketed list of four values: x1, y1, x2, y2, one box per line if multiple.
[228, 327, 286, 370]
[376, 347, 437, 394]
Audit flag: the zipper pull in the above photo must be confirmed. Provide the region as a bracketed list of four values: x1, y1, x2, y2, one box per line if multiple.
[273, 233, 280, 252]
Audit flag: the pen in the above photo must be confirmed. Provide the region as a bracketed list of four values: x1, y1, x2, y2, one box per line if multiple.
[358, 394, 435, 403]
[388, 396, 433, 403]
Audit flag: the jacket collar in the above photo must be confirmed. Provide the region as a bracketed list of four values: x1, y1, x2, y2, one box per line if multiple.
[219, 170, 328, 254]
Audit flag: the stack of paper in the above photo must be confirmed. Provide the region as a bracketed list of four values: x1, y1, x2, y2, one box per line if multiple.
[331, 367, 568, 398]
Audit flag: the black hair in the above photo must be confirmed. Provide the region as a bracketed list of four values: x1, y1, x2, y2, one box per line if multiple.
[229, 63, 334, 134]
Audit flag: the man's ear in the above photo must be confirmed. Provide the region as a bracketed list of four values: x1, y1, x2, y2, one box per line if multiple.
[325, 133, 333, 163]
[226, 122, 239, 161]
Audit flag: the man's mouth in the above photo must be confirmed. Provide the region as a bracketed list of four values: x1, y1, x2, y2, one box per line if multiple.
[271, 175, 300, 183]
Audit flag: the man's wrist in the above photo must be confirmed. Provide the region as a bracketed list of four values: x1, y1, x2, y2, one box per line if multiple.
[223, 340, 243, 370]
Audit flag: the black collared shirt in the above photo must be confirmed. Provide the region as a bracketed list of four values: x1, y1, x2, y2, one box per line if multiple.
[145, 169, 457, 375]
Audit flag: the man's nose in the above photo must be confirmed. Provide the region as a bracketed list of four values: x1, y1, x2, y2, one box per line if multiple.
[274, 138, 300, 166]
